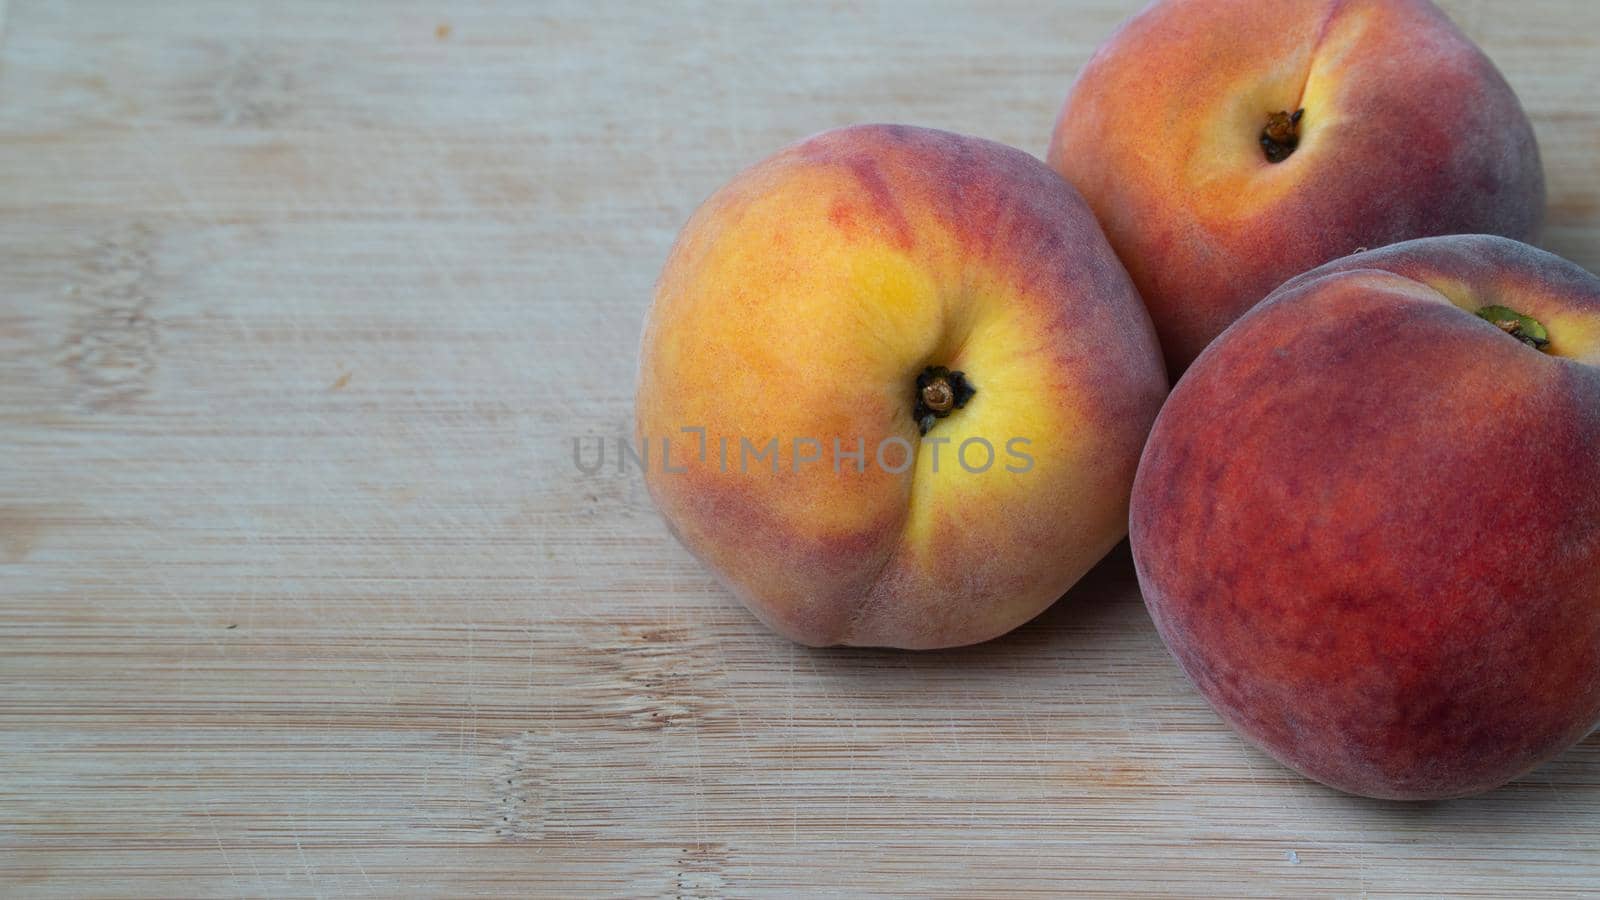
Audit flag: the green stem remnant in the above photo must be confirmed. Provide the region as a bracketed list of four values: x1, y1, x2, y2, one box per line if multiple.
[914, 366, 976, 435]
[1476, 305, 1551, 352]
[1261, 108, 1305, 164]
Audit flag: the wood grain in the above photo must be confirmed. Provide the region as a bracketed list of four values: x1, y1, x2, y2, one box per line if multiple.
[2, 1, 1598, 896]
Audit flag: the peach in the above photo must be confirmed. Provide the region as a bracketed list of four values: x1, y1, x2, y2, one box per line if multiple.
[1047, 0, 1546, 373]
[636, 125, 1168, 649]
[1130, 235, 1600, 799]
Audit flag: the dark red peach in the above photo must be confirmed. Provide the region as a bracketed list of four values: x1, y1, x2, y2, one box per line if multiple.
[1131, 235, 1600, 799]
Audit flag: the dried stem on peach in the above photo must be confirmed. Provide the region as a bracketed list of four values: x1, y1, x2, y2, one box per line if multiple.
[1260, 108, 1305, 163]
[914, 366, 975, 435]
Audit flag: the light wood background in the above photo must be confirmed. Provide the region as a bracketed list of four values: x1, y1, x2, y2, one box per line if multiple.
[3, 1, 1599, 896]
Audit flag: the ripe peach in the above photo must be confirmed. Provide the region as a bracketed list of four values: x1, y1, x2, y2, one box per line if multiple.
[1131, 235, 1600, 799]
[636, 125, 1168, 649]
[1048, 0, 1546, 373]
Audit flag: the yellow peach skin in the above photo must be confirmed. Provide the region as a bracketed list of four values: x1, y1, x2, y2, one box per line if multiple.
[637, 125, 1168, 648]
[1048, 0, 1545, 373]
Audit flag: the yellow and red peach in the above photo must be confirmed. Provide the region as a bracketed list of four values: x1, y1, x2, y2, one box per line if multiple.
[1048, 0, 1546, 373]
[1130, 234, 1600, 799]
[636, 124, 1168, 649]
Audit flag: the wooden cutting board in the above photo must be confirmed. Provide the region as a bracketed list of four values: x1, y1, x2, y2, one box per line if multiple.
[4, 1, 1598, 895]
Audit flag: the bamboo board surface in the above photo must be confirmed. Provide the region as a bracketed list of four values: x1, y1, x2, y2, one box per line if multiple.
[3, 1, 1600, 896]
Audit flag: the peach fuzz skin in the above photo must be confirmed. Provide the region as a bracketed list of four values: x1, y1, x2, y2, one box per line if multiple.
[636, 125, 1168, 649]
[1130, 235, 1600, 800]
[1048, 0, 1545, 374]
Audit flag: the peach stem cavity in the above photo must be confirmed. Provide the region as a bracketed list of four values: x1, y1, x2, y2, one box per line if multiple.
[1260, 108, 1305, 164]
[1476, 305, 1552, 352]
[915, 366, 975, 435]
